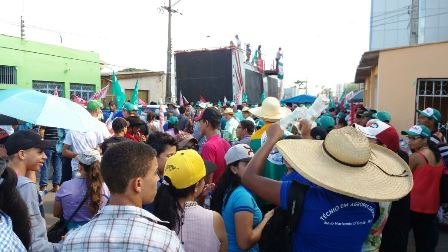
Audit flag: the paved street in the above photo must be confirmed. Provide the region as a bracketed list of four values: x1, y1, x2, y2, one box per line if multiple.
[42, 191, 448, 251]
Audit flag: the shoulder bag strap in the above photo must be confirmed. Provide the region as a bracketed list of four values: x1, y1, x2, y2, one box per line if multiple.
[66, 194, 89, 222]
[287, 181, 308, 234]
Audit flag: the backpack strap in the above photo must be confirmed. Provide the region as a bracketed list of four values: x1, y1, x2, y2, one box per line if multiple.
[286, 181, 308, 236]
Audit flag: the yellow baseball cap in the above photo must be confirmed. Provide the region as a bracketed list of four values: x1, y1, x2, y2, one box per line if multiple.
[164, 149, 206, 189]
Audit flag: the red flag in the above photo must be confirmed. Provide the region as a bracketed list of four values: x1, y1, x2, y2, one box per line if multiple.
[138, 98, 147, 106]
[90, 84, 110, 100]
[159, 100, 166, 130]
[179, 91, 184, 106]
[53, 86, 59, 96]
[200, 96, 206, 103]
[256, 58, 265, 73]
[73, 95, 87, 106]
[349, 100, 355, 125]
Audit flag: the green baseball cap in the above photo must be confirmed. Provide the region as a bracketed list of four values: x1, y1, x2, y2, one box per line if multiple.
[123, 102, 138, 112]
[86, 100, 103, 111]
[168, 116, 179, 125]
[316, 115, 335, 131]
[401, 125, 431, 138]
[416, 107, 441, 122]
[373, 111, 391, 123]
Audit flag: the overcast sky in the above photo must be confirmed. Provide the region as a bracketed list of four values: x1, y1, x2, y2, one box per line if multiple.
[0, 0, 371, 95]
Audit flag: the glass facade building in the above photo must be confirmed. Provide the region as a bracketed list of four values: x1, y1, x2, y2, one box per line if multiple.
[370, 0, 448, 50]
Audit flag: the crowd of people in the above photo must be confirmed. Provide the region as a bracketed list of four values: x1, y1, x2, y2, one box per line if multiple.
[0, 95, 447, 252]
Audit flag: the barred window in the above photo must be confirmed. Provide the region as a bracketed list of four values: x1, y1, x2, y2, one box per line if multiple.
[32, 81, 64, 97]
[70, 83, 96, 101]
[416, 78, 448, 126]
[0, 66, 17, 85]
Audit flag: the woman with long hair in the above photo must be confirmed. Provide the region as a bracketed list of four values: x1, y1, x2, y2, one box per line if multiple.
[402, 125, 444, 252]
[0, 159, 31, 251]
[153, 149, 227, 252]
[53, 150, 110, 231]
[211, 144, 273, 251]
[147, 111, 160, 134]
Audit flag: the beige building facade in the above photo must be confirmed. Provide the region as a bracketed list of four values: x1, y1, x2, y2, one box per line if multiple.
[355, 41, 448, 132]
[101, 71, 166, 106]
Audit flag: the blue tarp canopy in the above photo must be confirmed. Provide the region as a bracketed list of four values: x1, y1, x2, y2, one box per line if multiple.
[350, 90, 364, 102]
[282, 94, 316, 104]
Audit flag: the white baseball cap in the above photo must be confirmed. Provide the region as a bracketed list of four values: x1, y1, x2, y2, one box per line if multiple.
[355, 119, 390, 139]
[224, 144, 254, 165]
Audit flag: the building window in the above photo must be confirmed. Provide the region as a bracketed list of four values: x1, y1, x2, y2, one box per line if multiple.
[416, 78, 448, 127]
[70, 83, 96, 101]
[0, 66, 17, 85]
[32, 81, 64, 97]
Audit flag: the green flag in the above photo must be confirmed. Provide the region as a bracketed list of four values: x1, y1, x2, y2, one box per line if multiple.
[130, 80, 139, 105]
[218, 100, 222, 107]
[277, 61, 284, 80]
[242, 93, 248, 103]
[111, 72, 126, 109]
[260, 92, 266, 103]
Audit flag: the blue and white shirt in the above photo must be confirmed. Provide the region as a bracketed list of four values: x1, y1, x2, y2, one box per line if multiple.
[281, 172, 379, 252]
[0, 210, 26, 252]
[63, 205, 183, 252]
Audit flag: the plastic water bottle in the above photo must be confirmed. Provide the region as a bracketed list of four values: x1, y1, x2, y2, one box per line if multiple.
[279, 106, 307, 130]
[278, 95, 330, 131]
[306, 95, 330, 120]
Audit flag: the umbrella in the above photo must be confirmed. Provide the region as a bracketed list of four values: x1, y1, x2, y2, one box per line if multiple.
[0, 89, 98, 132]
[350, 90, 364, 102]
[281, 94, 316, 104]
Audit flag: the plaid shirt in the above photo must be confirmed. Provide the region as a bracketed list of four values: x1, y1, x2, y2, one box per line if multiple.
[62, 205, 184, 252]
[0, 210, 26, 252]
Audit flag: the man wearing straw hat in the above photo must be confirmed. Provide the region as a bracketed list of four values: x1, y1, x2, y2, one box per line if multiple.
[242, 123, 413, 251]
[222, 108, 239, 143]
[248, 97, 291, 212]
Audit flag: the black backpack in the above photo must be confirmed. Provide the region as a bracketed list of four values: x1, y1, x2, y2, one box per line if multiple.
[259, 181, 308, 252]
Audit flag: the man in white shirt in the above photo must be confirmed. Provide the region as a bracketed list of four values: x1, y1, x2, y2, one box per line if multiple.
[62, 100, 111, 177]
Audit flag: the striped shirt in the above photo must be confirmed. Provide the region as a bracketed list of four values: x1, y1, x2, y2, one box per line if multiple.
[62, 205, 184, 252]
[430, 133, 448, 167]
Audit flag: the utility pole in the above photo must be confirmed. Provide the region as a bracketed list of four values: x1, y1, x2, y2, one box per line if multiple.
[164, 0, 173, 103]
[162, 0, 183, 103]
[409, 0, 419, 45]
[20, 16, 25, 39]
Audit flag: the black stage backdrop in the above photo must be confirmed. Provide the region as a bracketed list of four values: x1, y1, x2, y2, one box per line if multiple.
[175, 49, 233, 103]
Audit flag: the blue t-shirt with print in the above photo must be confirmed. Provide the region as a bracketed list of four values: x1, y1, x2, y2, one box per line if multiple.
[222, 185, 262, 252]
[281, 172, 378, 252]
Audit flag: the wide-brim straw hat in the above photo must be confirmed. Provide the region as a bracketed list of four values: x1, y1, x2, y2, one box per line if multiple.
[275, 126, 413, 202]
[249, 97, 291, 122]
[223, 108, 234, 115]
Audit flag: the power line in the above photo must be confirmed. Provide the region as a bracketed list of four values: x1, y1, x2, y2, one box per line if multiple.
[371, 6, 448, 24]
[371, 11, 448, 28]
[0, 45, 128, 68]
[371, 5, 411, 19]
[371, 9, 410, 24]
[0, 18, 105, 41]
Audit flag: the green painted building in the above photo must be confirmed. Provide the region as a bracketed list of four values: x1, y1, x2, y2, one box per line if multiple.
[0, 34, 100, 99]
